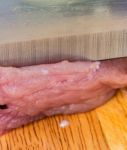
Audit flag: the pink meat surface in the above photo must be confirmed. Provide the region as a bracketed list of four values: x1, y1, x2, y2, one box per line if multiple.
[0, 58, 127, 135]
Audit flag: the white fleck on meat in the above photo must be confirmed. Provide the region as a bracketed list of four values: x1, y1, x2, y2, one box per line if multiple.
[90, 61, 101, 72]
[41, 69, 49, 75]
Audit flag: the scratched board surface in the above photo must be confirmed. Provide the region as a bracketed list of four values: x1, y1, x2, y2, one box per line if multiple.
[0, 90, 127, 150]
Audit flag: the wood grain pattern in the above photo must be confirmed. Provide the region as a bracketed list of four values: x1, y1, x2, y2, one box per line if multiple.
[0, 90, 127, 150]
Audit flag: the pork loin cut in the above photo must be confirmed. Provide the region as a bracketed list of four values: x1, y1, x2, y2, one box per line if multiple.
[0, 58, 127, 135]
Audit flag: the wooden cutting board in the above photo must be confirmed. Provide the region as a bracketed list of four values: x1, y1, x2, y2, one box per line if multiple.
[0, 90, 127, 150]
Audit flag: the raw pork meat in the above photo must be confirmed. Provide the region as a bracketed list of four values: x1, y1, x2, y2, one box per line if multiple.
[0, 58, 127, 135]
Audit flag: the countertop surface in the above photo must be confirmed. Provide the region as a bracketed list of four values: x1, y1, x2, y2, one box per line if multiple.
[0, 90, 127, 150]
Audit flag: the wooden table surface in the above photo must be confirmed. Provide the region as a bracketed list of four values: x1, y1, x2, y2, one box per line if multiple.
[0, 90, 127, 150]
